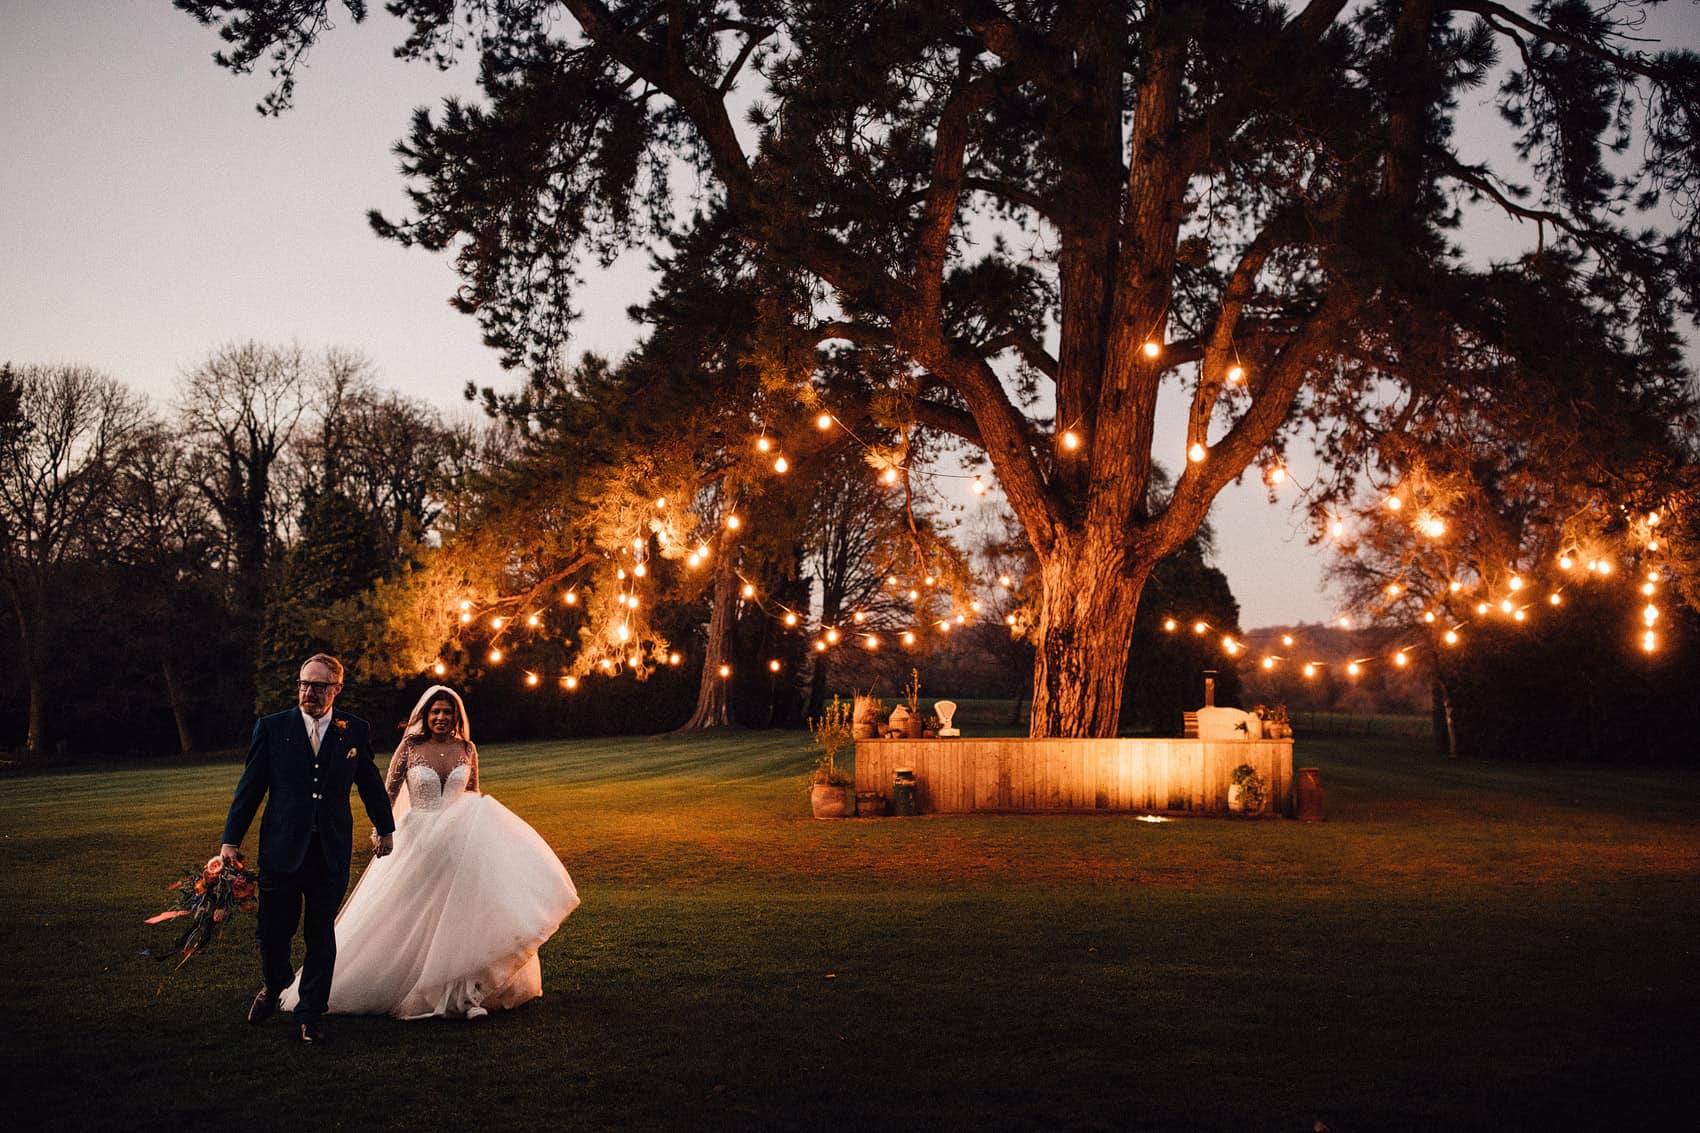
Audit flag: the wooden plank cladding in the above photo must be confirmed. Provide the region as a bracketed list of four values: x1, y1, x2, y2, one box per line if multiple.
[854, 738, 1295, 816]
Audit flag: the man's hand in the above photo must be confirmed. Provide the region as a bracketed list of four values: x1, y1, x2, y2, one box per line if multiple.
[372, 832, 394, 858]
[219, 843, 242, 865]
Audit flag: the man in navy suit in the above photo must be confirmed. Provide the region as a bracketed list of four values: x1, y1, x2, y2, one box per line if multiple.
[220, 653, 395, 1043]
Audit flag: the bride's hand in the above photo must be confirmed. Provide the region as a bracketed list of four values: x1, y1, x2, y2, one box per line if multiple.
[371, 832, 395, 857]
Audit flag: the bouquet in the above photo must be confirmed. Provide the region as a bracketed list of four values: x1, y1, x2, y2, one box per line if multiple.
[144, 855, 259, 971]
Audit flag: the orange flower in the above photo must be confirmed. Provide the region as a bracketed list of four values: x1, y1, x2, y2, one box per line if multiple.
[203, 857, 224, 878]
[213, 908, 228, 922]
[194, 879, 206, 894]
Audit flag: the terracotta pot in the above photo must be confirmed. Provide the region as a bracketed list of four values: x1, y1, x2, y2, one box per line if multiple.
[856, 791, 887, 817]
[811, 784, 852, 819]
[903, 712, 924, 739]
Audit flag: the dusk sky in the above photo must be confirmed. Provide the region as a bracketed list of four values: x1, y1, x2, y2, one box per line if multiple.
[5, 1, 1695, 628]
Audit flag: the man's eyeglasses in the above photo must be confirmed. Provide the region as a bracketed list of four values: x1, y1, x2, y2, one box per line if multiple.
[298, 680, 340, 694]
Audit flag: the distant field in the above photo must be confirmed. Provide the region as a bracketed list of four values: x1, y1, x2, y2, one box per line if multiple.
[2, 727, 1695, 1130]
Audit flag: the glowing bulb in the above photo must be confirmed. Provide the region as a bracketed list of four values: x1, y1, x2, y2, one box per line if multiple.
[1268, 465, 1286, 485]
[1303, 663, 1317, 679]
[1223, 638, 1240, 656]
[1500, 599, 1513, 614]
[1281, 635, 1294, 648]
[1164, 619, 1178, 633]
[1476, 603, 1490, 615]
[526, 672, 539, 687]
[756, 436, 771, 453]
[1648, 511, 1661, 526]
[564, 676, 578, 690]
[1227, 365, 1244, 383]
[1347, 662, 1360, 677]
[784, 612, 798, 627]
[853, 611, 866, 623]
[887, 575, 899, 586]
[865, 636, 880, 650]
[1643, 630, 1658, 653]
[668, 653, 681, 666]
[718, 664, 731, 678]
[1559, 555, 1574, 569]
[937, 620, 951, 633]
[825, 628, 840, 644]
[1262, 657, 1275, 670]
[1193, 621, 1208, 635]
[1644, 604, 1659, 625]
[634, 563, 647, 577]
[954, 613, 966, 625]
[726, 515, 741, 530]
[1005, 615, 1017, 626]
[627, 596, 640, 609]
[1549, 593, 1562, 606]
[1642, 582, 1655, 596]
[1423, 611, 1437, 623]
[1387, 583, 1401, 597]
[433, 662, 446, 676]
[902, 632, 916, 645]
[882, 467, 899, 485]
[1648, 570, 1662, 583]
[687, 554, 701, 568]
[1385, 495, 1402, 511]
[1513, 609, 1527, 622]
[627, 654, 642, 668]
[1330, 518, 1346, 538]
[459, 600, 472, 612]
[616, 624, 631, 642]
[1509, 576, 1524, 591]
[972, 475, 986, 495]
[1444, 630, 1459, 645]
[908, 589, 920, 601]
[1062, 430, 1081, 450]
[999, 575, 1013, 588]
[816, 413, 833, 431]
[1338, 616, 1351, 629]
[970, 600, 982, 613]
[814, 641, 827, 652]
[773, 456, 788, 473]
[924, 575, 936, 586]
[564, 592, 579, 605]
[492, 616, 505, 629]
[616, 569, 626, 581]
[768, 659, 781, 672]
[599, 659, 613, 671]
[698, 544, 711, 558]
[1394, 651, 1408, 667]
[488, 649, 503, 663]
[1423, 518, 1446, 537]
[460, 612, 473, 624]
[742, 583, 756, 599]
[1188, 442, 1207, 463]
[655, 497, 666, 509]
[527, 613, 540, 627]
[1598, 561, 1613, 576]
[1448, 581, 1462, 593]
[1143, 340, 1161, 358]
[1649, 539, 1661, 551]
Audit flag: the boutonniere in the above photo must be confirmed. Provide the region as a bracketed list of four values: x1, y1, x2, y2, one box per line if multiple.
[334, 719, 348, 730]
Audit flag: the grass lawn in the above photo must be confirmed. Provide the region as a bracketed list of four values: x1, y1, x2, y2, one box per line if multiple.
[2, 724, 1697, 1131]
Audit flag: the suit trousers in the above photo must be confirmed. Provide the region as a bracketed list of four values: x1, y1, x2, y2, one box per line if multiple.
[256, 846, 348, 1022]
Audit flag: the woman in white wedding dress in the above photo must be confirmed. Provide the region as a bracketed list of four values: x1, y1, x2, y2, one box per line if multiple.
[281, 685, 580, 1020]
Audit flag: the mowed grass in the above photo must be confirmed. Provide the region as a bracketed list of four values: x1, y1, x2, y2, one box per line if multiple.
[2, 726, 1697, 1132]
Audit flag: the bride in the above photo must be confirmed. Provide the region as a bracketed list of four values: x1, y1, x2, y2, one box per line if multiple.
[281, 685, 580, 1020]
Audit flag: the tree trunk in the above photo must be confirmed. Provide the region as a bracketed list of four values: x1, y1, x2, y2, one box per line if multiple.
[1433, 675, 1458, 758]
[1027, 536, 1148, 738]
[162, 653, 196, 755]
[679, 541, 738, 730]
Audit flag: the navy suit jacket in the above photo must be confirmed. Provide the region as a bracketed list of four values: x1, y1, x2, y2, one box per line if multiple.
[222, 707, 396, 875]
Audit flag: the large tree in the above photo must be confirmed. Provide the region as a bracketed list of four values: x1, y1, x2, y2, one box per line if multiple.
[182, 0, 1699, 736]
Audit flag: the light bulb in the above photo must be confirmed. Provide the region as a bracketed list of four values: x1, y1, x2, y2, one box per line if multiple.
[826, 628, 840, 644]
[756, 436, 771, 453]
[1268, 465, 1285, 484]
[564, 676, 578, 689]
[1559, 554, 1574, 569]
[1444, 630, 1459, 645]
[784, 612, 798, 626]
[1513, 609, 1526, 622]
[814, 641, 827, 652]
[1188, 442, 1207, 463]
[902, 632, 915, 645]
[527, 613, 540, 627]
[1143, 340, 1161, 358]
[853, 611, 866, 623]
[616, 625, 630, 642]
[655, 497, 666, 509]
[1281, 634, 1294, 647]
[972, 475, 986, 495]
[492, 616, 505, 629]
[433, 662, 446, 676]
[742, 583, 756, 599]
[488, 649, 503, 663]
[718, 664, 731, 678]
[1448, 581, 1462, 593]
[1330, 518, 1346, 538]
[1500, 599, 1513, 614]
[1006, 615, 1017, 626]
[1062, 431, 1081, 450]
[526, 672, 539, 687]
[773, 456, 788, 473]
[1261, 657, 1275, 670]
[460, 612, 473, 624]
[1509, 576, 1524, 591]
[816, 412, 833, 430]
[999, 575, 1013, 588]
[1387, 583, 1401, 597]
[1347, 662, 1360, 676]
[1643, 630, 1658, 652]
[882, 467, 899, 484]
[1394, 652, 1409, 667]
[1303, 663, 1317, 678]
[616, 568, 626, 580]
[1164, 619, 1178, 633]
[687, 554, 701, 568]
[564, 592, 579, 605]
[634, 563, 646, 577]
[459, 600, 472, 612]
[726, 514, 740, 530]
[769, 659, 781, 672]
[668, 653, 681, 665]
[1193, 621, 1208, 635]
[865, 636, 880, 650]
[1549, 593, 1562, 606]
[1385, 495, 1402, 511]
[1226, 365, 1244, 383]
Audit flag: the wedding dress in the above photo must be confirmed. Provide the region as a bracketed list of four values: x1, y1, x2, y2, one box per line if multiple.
[281, 738, 579, 1019]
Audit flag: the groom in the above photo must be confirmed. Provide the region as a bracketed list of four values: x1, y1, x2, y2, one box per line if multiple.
[220, 653, 395, 1043]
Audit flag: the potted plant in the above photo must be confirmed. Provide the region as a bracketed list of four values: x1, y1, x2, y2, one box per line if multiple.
[1270, 704, 1292, 739]
[809, 695, 856, 818]
[851, 690, 884, 739]
[1228, 762, 1267, 817]
[901, 668, 924, 739]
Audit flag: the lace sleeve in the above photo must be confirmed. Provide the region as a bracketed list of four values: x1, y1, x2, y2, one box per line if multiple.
[463, 740, 479, 794]
[384, 739, 411, 804]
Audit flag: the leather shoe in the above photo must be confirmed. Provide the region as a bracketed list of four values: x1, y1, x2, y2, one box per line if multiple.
[247, 988, 278, 1025]
[299, 1021, 323, 1044]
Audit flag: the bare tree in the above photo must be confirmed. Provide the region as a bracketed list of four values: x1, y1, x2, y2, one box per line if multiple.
[0, 364, 149, 755]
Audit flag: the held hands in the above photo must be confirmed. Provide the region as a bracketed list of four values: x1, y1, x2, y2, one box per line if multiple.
[371, 832, 395, 857]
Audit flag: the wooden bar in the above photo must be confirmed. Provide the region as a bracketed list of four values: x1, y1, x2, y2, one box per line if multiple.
[853, 737, 1296, 816]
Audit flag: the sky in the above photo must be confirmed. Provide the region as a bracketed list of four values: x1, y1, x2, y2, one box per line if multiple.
[4, 2, 1695, 630]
